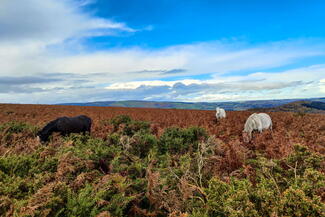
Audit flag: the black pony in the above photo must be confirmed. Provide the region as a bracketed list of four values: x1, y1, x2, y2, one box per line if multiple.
[37, 115, 92, 143]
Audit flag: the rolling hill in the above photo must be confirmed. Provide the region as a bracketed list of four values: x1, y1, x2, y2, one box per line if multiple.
[250, 100, 325, 114]
[59, 97, 325, 112]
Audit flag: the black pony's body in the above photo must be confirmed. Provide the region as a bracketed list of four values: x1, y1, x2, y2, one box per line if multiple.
[37, 115, 92, 142]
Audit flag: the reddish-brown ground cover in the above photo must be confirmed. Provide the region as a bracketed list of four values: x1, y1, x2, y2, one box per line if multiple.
[0, 103, 324, 158]
[0, 104, 324, 216]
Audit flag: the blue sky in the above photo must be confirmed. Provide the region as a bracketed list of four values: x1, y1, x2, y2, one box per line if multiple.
[0, 0, 325, 103]
[85, 0, 325, 48]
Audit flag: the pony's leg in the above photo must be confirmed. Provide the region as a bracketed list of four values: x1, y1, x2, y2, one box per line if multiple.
[83, 126, 91, 135]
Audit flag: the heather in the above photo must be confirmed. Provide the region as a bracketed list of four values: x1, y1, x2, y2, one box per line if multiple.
[0, 104, 324, 216]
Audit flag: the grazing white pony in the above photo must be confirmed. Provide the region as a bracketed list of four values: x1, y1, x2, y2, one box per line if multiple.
[242, 113, 272, 142]
[216, 107, 226, 120]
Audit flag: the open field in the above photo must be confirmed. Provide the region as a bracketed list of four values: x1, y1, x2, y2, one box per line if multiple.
[1, 104, 324, 157]
[0, 104, 324, 216]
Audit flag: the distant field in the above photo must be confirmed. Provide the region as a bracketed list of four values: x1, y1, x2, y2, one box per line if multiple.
[1, 103, 324, 157]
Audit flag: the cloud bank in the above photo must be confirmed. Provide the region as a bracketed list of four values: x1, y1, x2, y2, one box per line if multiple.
[0, 0, 324, 103]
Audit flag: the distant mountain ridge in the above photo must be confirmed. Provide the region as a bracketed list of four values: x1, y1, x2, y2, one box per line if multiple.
[59, 97, 325, 112]
[250, 100, 325, 114]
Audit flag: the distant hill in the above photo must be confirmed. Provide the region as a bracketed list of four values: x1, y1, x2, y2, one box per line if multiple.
[302, 101, 325, 110]
[250, 100, 325, 114]
[59, 97, 325, 112]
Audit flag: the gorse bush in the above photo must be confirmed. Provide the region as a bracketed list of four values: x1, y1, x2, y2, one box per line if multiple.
[128, 132, 157, 158]
[66, 175, 136, 217]
[0, 121, 39, 146]
[195, 144, 325, 217]
[110, 114, 132, 132]
[110, 114, 150, 136]
[158, 126, 208, 154]
[0, 116, 324, 217]
[0, 121, 38, 135]
[106, 132, 121, 146]
[123, 120, 150, 136]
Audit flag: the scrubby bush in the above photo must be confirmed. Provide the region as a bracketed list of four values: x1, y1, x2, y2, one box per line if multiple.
[66, 174, 138, 217]
[18, 182, 69, 216]
[196, 144, 325, 217]
[63, 134, 120, 163]
[204, 178, 258, 217]
[124, 121, 150, 136]
[110, 115, 132, 131]
[0, 121, 39, 146]
[106, 132, 120, 146]
[158, 126, 208, 154]
[110, 115, 150, 137]
[0, 121, 38, 135]
[129, 132, 157, 158]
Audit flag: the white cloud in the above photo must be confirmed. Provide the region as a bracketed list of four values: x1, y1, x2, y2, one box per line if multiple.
[105, 80, 204, 90]
[1, 40, 325, 103]
[320, 78, 325, 93]
[19, 40, 324, 85]
[0, 0, 135, 45]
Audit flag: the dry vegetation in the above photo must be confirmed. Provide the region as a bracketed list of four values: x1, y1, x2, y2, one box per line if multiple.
[1, 104, 324, 157]
[0, 104, 324, 216]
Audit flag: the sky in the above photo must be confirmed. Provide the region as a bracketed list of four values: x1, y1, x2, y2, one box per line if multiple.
[0, 0, 325, 104]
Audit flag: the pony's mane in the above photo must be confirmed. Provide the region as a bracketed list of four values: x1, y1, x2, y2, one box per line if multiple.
[40, 118, 60, 135]
[244, 113, 257, 132]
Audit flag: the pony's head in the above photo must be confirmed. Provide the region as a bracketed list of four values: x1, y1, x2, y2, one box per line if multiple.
[37, 131, 49, 143]
[242, 131, 250, 143]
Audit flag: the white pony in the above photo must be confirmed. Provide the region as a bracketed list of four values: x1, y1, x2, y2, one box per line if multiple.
[216, 107, 226, 120]
[242, 113, 272, 142]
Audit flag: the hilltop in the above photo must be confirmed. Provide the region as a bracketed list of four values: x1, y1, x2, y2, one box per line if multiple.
[59, 97, 325, 111]
[250, 100, 325, 114]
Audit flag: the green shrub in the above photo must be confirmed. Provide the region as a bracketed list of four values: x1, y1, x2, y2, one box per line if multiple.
[158, 126, 208, 154]
[62, 134, 120, 163]
[278, 186, 324, 217]
[0, 121, 39, 146]
[110, 115, 132, 131]
[0, 121, 38, 135]
[285, 144, 323, 174]
[158, 127, 185, 154]
[110, 115, 150, 136]
[16, 182, 69, 217]
[66, 175, 136, 217]
[184, 126, 208, 151]
[205, 178, 258, 217]
[0, 175, 35, 199]
[199, 145, 325, 217]
[124, 121, 150, 136]
[66, 184, 99, 217]
[0, 154, 39, 177]
[129, 132, 157, 158]
[106, 133, 121, 146]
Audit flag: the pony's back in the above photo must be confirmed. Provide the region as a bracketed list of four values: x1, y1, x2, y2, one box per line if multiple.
[256, 113, 272, 129]
[40, 117, 62, 134]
